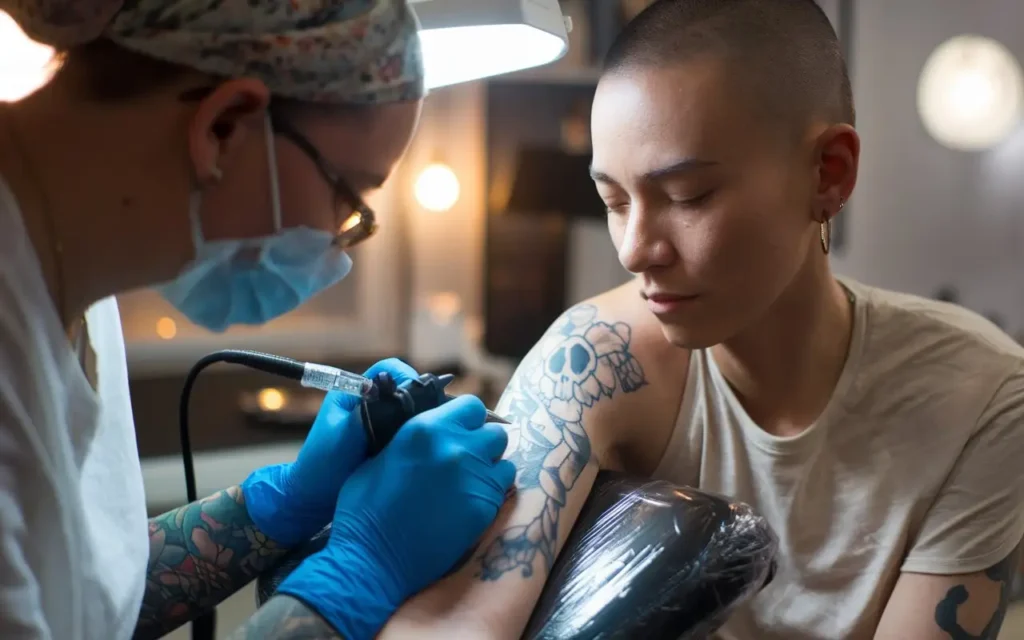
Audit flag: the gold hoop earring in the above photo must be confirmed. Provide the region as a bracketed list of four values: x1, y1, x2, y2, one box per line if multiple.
[820, 198, 845, 255]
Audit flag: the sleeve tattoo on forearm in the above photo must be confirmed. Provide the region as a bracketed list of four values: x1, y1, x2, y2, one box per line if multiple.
[134, 486, 289, 639]
[934, 542, 1022, 639]
[225, 595, 342, 640]
[477, 304, 647, 581]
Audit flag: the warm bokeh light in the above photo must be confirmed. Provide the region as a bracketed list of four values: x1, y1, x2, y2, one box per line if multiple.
[155, 317, 178, 340]
[257, 388, 286, 412]
[425, 291, 463, 326]
[918, 35, 1024, 151]
[0, 11, 57, 102]
[414, 163, 460, 212]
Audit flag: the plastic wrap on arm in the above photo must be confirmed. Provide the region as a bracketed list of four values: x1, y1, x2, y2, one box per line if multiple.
[255, 472, 778, 640]
[522, 471, 778, 640]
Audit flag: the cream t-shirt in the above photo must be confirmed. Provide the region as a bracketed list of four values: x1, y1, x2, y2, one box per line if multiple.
[0, 177, 149, 638]
[653, 278, 1024, 639]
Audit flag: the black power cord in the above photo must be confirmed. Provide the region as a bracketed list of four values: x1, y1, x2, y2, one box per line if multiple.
[179, 350, 314, 640]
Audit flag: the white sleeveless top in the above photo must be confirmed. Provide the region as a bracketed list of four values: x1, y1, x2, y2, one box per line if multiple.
[0, 176, 149, 639]
[652, 279, 1024, 639]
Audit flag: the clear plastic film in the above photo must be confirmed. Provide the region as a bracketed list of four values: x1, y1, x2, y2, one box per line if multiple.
[522, 471, 778, 640]
[255, 472, 778, 640]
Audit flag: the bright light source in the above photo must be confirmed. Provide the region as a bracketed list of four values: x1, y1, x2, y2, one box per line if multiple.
[917, 35, 1024, 151]
[257, 388, 286, 412]
[420, 24, 566, 89]
[155, 317, 178, 340]
[0, 11, 56, 102]
[414, 163, 460, 212]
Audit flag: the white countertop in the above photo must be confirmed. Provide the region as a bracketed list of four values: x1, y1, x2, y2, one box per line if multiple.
[141, 441, 303, 513]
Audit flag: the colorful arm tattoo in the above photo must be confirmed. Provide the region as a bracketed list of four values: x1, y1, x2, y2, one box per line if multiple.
[132, 486, 289, 640]
[224, 595, 343, 639]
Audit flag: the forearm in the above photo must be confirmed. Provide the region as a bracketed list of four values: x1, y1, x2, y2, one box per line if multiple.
[133, 486, 291, 639]
[225, 595, 343, 639]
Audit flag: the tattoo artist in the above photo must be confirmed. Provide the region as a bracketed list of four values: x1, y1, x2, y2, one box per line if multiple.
[0, 1, 516, 639]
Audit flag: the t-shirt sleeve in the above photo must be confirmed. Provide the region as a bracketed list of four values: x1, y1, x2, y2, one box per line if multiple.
[901, 368, 1024, 575]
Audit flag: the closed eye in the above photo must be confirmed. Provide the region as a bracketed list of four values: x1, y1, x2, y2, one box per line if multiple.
[673, 190, 715, 208]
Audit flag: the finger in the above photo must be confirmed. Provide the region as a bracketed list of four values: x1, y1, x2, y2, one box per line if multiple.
[319, 389, 361, 419]
[467, 423, 510, 461]
[417, 394, 487, 431]
[363, 358, 419, 386]
[491, 459, 517, 492]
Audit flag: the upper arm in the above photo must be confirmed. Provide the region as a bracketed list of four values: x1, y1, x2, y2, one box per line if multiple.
[378, 298, 670, 639]
[875, 369, 1024, 639]
[875, 543, 1021, 640]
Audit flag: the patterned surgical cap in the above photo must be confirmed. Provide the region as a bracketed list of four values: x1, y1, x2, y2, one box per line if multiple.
[0, 0, 424, 104]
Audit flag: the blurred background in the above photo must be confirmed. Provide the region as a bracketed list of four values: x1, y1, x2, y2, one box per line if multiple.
[3, 0, 1024, 637]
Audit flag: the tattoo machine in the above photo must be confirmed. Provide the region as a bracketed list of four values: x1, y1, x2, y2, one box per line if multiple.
[178, 349, 508, 498]
[299, 357, 511, 453]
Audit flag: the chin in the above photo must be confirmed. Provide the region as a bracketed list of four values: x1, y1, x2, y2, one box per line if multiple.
[656, 318, 732, 350]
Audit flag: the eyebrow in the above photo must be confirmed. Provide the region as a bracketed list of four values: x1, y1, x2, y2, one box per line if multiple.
[589, 158, 719, 185]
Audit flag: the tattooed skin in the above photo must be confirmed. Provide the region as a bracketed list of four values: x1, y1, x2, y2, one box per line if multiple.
[934, 543, 1021, 640]
[225, 595, 341, 640]
[477, 304, 647, 581]
[133, 486, 289, 640]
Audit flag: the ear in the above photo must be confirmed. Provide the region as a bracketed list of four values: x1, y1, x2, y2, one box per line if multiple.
[186, 78, 272, 186]
[811, 124, 860, 222]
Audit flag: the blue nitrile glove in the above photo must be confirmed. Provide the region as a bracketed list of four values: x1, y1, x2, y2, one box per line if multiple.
[240, 358, 419, 547]
[277, 395, 516, 640]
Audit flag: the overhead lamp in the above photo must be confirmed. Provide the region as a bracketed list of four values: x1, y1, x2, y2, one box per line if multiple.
[0, 11, 55, 102]
[410, 0, 570, 90]
[917, 35, 1024, 151]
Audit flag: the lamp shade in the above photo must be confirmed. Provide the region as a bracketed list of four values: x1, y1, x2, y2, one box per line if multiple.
[410, 0, 570, 89]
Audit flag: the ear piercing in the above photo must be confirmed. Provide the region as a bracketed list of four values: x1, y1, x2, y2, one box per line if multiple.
[820, 198, 845, 255]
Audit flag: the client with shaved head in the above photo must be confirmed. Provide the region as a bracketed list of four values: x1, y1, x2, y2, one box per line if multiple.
[379, 1, 1024, 639]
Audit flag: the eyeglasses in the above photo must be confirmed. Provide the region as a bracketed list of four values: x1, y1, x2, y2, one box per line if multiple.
[267, 111, 379, 250]
[179, 87, 379, 250]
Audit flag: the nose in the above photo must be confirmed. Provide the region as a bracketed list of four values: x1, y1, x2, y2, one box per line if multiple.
[616, 203, 675, 274]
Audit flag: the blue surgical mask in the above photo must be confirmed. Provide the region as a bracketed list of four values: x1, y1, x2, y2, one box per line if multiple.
[157, 115, 353, 333]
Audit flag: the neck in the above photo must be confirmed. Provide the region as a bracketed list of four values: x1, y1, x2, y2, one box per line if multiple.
[710, 256, 854, 436]
[0, 85, 193, 330]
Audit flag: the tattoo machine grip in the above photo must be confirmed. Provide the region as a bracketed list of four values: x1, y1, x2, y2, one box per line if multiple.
[360, 372, 451, 456]
[360, 372, 509, 456]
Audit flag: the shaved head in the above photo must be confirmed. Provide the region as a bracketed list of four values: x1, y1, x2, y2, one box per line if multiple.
[603, 0, 854, 135]
[589, 0, 861, 349]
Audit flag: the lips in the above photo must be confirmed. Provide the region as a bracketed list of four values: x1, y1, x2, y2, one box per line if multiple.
[646, 293, 692, 303]
[642, 288, 701, 315]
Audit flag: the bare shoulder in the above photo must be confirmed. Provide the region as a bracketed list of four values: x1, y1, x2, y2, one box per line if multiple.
[585, 279, 690, 392]
[503, 279, 689, 468]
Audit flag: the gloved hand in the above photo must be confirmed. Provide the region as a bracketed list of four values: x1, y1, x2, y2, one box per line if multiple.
[277, 395, 516, 640]
[241, 358, 418, 547]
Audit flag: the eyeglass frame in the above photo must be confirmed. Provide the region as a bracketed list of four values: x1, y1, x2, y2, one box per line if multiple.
[179, 87, 379, 250]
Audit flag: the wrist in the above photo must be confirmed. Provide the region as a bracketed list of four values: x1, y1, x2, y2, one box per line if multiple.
[277, 549, 404, 640]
